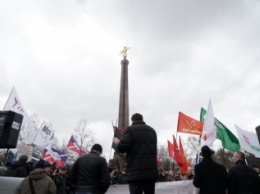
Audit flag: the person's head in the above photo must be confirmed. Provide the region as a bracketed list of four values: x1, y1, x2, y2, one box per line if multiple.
[18, 155, 28, 164]
[200, 145, 214, 158]
[60, 166, 68, 174]
[44, 162, 53, 172]
[131, 113, 143, 122]
[232, 151, 245, 163]
[34, 159, 46, 169]
[187, 167, 193, 175]
[91, 144, 103, 155]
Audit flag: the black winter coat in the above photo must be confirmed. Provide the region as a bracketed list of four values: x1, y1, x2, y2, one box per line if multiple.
[228, 160, 260, 194]
[68, 151, 110, 194]
[193, 157, 227, 194]
[117, 120, 159, 182]
[5, 161, 28, 178]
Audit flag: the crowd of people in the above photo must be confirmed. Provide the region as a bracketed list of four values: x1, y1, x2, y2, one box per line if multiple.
[0, 113, 260, 194]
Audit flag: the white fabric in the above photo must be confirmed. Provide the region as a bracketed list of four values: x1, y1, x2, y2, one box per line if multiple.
[200, 99, 216, 148]
[3, 87, 36, 144]
[0, 178, 197, 194]
[33, 121, 55, 148]
[235, 125, 260, 158]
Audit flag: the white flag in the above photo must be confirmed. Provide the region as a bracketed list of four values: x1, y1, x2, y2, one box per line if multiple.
[33, 121, 55, 148]
[235, 125, 260, 158]
[3, 87, 37, 144]
[200, 99, 217, 148]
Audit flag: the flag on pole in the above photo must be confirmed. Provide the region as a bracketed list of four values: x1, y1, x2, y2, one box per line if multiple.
[167, 140, 174, 158]
[3, 87, 37, 144]
[179, 136, 192, 168]
[200, 99, 216, 148]
[42, 147, 67, 167]
[112, 126, 124, 150]
[200, 108, 240, 151]
[33, 121, 55, 148]
[67, 135, 86, 155]
[172, 135, 189, 174]
[235, 125, 260, 158]
[177, 112, 203, 135]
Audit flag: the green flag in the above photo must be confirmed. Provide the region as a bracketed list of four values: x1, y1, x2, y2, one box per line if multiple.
[200, 108, 240, 151]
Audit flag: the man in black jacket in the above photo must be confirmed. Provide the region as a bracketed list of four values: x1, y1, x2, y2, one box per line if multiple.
[193, 145, 228, 194]
[228, 151, 260, 194]
[69, 144, 110, 194]
[5, 155, 28, 178]
[113, 113, 159, 194]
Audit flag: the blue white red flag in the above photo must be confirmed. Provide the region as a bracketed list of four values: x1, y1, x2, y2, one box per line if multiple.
[42, 147, 67, 167]
[67, 135, 86, 155]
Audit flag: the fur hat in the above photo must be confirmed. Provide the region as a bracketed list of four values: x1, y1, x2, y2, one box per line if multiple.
[200, 145, 215, 158]
[18, 155, 28, 163]
[91, 144, 102, 154]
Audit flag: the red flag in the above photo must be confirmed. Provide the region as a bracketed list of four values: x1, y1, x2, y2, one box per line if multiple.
[179, 136, 191, 174]
[173, 135, 189, 174]
[168, 140, 174, 157]
[177, 112, 203, 135]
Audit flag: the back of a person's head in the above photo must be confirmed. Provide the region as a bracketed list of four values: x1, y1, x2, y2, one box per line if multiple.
[19, 155, 28, 163]
[131, 113, 143, 122]
[91, 144, 103, 154]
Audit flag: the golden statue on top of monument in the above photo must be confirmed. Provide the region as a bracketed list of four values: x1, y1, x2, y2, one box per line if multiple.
[120, 46, 130, 59]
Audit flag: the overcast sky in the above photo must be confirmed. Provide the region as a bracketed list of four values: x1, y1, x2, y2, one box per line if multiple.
[1, 0, 260, 160]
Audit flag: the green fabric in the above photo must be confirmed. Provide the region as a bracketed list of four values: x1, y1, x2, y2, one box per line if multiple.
[200, 108, 240, 151]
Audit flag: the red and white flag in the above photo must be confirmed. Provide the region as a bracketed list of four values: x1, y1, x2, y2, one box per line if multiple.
[200, 99, 217, 148]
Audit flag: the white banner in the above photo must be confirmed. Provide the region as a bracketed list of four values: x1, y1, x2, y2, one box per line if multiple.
[16, 145, 33, 162]
[235, 125, 260, 158]
[3, 87, 37, 144]
[33, 121, 55, 148]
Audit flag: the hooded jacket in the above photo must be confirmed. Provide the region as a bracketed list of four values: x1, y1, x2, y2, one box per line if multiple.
[15, 168, 56, 194]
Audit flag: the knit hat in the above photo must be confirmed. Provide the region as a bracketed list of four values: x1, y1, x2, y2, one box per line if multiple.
[34, 159, 46, 169]
[200, 145, 215, 158]
[19, 155, 28, 163]
[91, 144, 102, 154]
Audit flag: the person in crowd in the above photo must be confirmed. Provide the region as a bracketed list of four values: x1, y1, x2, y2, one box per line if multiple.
[5, 155, 28, 177]
[15, 159, 56, 194]
[174, 168, 182, 181]
[68, 144, 110, 194]
[193, 145, 227, 194]
[187, 167, 194, 180]
[228, 151, 260, 194]
[158, 169, 166, 182]
[113, 113, 159, 194]
[53, 166, 68, 194]
[0, 162, 11, 176]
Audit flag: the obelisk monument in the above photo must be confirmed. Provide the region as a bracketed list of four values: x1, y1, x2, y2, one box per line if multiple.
[114, 47, 130, 171]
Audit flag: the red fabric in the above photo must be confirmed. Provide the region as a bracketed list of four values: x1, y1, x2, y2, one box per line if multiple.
[177, 112, 203, 135]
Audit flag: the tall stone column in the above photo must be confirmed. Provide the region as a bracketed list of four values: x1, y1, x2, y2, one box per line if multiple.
[118, 58, 129, 131]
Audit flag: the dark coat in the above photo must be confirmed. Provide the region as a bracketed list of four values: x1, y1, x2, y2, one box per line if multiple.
[228, 160, 260, 194]
[68, 151, 110, 194]
[193, 157, 227, 194]
[5, 161, 28, 178]
[117, 120, 159, 182]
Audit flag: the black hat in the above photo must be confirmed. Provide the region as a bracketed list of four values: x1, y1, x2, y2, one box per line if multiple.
[19, 155, 28, 163]
[35, 159, 46, 169]
[200, 145, 215, 158]
[91, 144, 102, 154]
